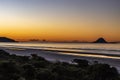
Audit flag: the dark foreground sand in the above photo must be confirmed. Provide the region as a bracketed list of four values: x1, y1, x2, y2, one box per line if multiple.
[1, 47, 120, 73]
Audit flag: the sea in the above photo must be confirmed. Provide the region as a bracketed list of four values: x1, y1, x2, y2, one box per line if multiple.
[0, 42, 120, 59]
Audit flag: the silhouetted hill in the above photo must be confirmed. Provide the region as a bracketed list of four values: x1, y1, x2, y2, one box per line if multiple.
[94, 38, 107, 43]
[0, 37, 16, 42]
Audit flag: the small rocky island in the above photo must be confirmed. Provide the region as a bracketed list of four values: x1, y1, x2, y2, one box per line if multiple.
[0, 37, 16, 42]
[94, 37, 108, 43]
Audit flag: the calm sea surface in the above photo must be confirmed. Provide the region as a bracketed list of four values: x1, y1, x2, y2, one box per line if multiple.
[0, 42, 120, 59]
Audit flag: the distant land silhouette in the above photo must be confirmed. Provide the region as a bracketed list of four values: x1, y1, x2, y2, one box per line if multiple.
[94, 37, 107, 43]
[0, 37, 119, 43]
[0, 37, 16, 42]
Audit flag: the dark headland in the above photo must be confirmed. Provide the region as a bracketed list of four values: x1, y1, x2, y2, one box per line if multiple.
[0, 37, 16, 42]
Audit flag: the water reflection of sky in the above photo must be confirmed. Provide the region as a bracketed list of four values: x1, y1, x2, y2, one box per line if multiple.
[0, 43, 120, 58]
[58, 52, 120, 60]
[1, 47, 120, 60]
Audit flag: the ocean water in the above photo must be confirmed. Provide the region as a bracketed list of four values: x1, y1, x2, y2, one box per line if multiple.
[0, 42, 120, 59]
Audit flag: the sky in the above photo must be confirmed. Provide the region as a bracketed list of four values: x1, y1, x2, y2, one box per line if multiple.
[0, 0, 120, 42]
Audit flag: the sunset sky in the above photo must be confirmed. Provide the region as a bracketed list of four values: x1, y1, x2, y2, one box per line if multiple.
[0, 0, 120, 42]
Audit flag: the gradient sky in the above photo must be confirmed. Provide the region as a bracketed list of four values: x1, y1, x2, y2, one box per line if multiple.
[0, 0, 120, 42]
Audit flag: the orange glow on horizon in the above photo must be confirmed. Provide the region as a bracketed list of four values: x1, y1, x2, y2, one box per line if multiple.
[0, 21, 120, 42]
[0, 0, 119, 42]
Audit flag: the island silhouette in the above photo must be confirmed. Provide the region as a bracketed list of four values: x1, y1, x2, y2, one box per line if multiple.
[94, 37, 107, 43]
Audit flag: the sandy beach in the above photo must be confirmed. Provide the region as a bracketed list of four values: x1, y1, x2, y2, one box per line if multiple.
[1, 47, 120, 73]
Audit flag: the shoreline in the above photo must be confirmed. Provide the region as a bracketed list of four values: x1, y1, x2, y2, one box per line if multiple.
[1, 47, 120, 58]
[1, 47, 120, 72]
